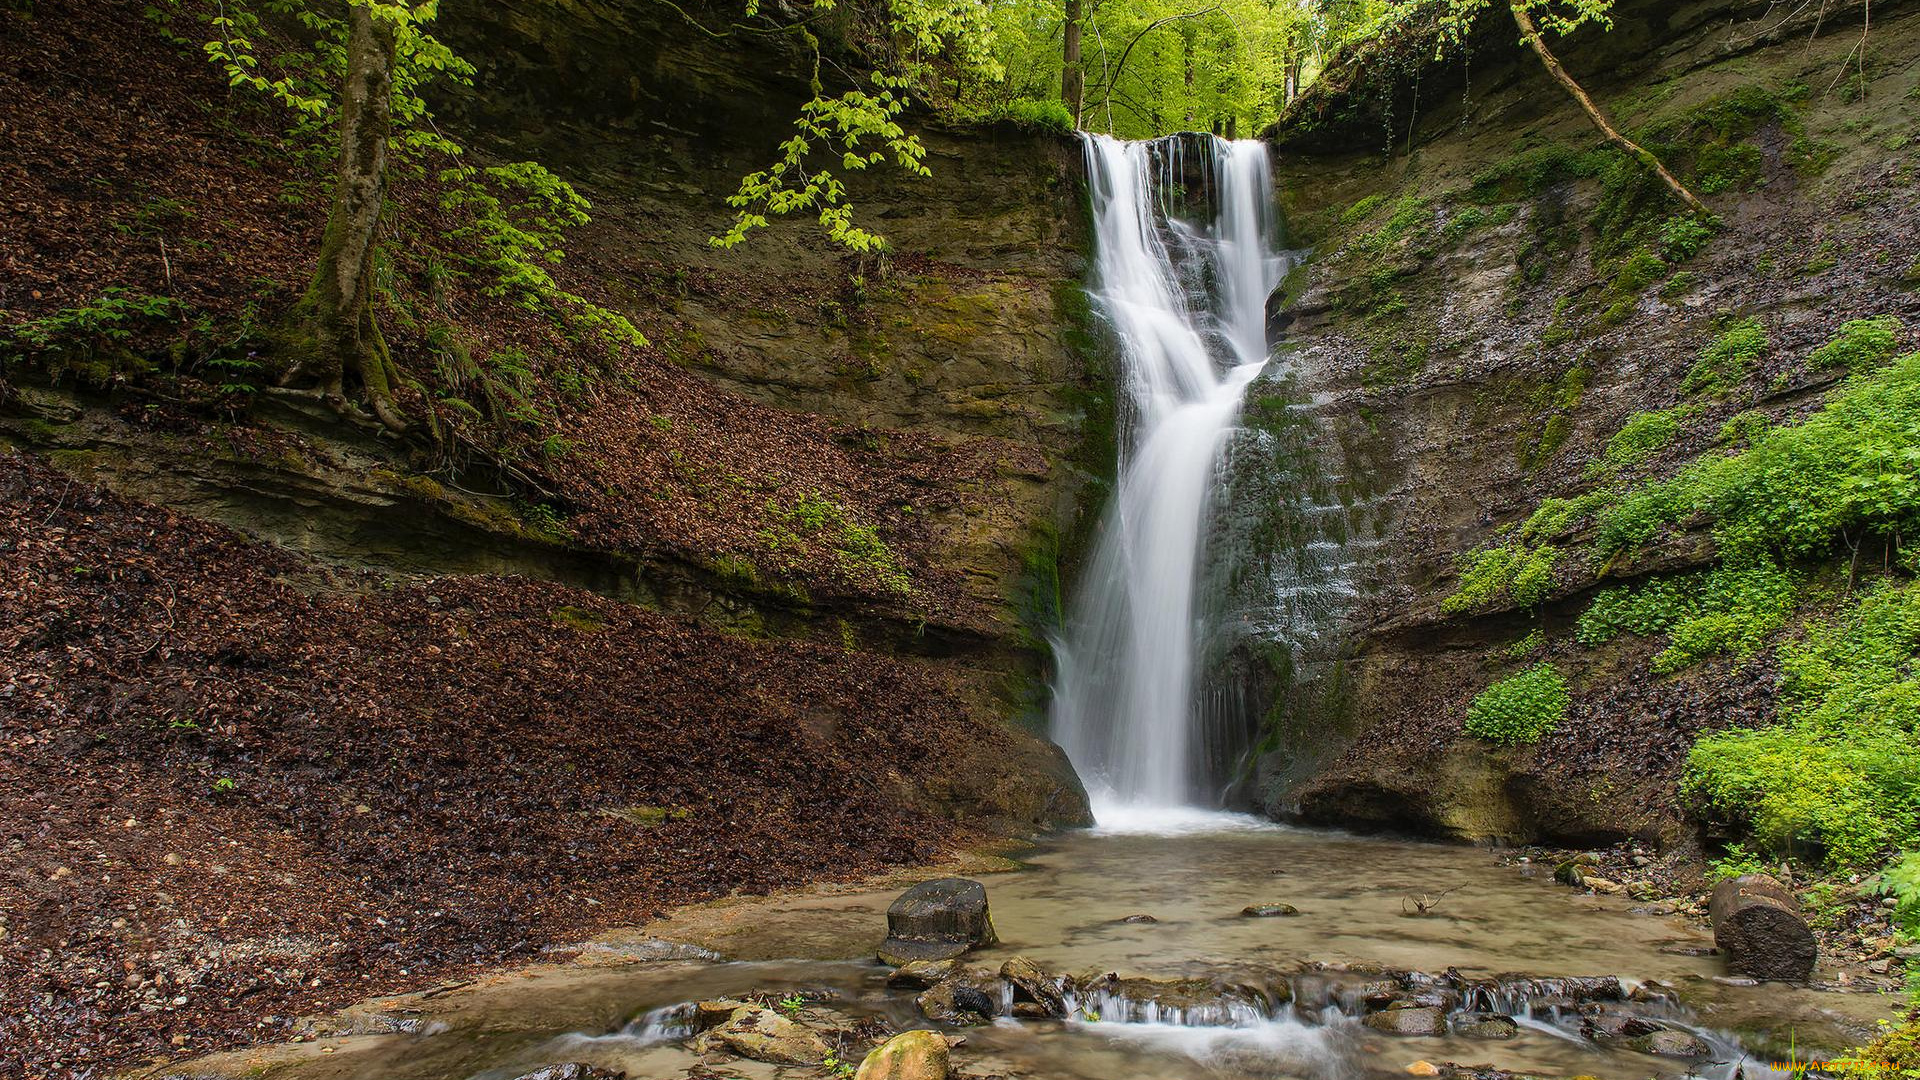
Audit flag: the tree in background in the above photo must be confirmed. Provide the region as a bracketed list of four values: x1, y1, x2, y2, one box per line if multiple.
[161, 0, 640, 436]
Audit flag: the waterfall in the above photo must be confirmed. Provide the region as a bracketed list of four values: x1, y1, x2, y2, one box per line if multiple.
[1052, 133, 1288, 814]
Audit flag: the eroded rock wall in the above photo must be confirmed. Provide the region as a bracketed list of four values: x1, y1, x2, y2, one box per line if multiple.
[1251, 0, 1920, 845]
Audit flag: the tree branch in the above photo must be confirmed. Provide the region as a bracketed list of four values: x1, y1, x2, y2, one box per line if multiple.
[1510, 3, 1709, 216]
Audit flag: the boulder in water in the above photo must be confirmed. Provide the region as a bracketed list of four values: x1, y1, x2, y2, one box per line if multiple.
[855, 1029, 951, 1080]
[509, 1067, 625, 1080]
[915, 980, 998, 1025]
[699, 1006, 831, 1065]
[999, 956, 1066, 1017]
[1362, 1005, 1447, 1036]
[1580, 1008, 1662, 1041]
[1709, 874, 1817, 983]
[1633, 1029, 1712, 1058]
[1451, 1012, 1519, 1039]
[887, 959, 960, 990]
[692, 998, 752, 1031]
[1240, 903, 1301, 917]
[879, 879, 996, 965]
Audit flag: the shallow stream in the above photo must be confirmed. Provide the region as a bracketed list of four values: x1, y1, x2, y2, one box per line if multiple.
[219, 818, 1893, 1080]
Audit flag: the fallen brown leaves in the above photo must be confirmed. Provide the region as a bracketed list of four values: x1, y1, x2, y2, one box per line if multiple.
[0, 452, 1021, 1077]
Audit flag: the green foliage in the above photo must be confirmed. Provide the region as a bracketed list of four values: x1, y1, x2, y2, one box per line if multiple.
[1609, 249, 1666, 295]
[1686, 581, 1920, 865]
[1683, 317, 1768, 397]
[1596, 349, 1920, 564]
[1358, 194, 1431, 252]
[439, 162, 644, 348]
[1659, 270, 1698, 299]
[1522, 482, 1611, 541]
[1657, 215, 1715, 262]
[1581, 564, 1799, 675]
[1693, 143, 1762, 194]
[159, 0, 639, 400]
[1706, 842, 1770, 882]
[1339, 193, 1390, 226]
[1465, 662, 1569, 744]
[1873, 852, 1920, 938]
[1442, 543, 1559, 614]
[159, 0, 473, 164]
[1587, 405, 1693, 478]
[1466, 144, 1607, 205]
[994, 96, 1074, 132]
[1504, 629, 1545, 659]
[2, 288, 183, 362]
[716, 0, 1008, 252]
[714, 75, 932, 254]
[1809, 316, 1904, 373]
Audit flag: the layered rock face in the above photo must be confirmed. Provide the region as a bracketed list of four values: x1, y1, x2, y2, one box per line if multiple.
[1245, 0, 1920, 844]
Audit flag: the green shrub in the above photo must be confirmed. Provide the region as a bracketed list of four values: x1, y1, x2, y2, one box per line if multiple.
[1683, 317, 1769, 396]
[1686, 580, 1920, 866]
[1442, 544, 1559, 614]
[1595, 349, 1920, 567]
[1588, 406, 1692, 478]
[1576, 576, 1700, 646]
[996, 97, 1073, 133]
[1465, 663, 1569, 744]
[1658, 215, 1716, 262]
[1808, 315, 1903, 372]
[3, 287, 183, 363]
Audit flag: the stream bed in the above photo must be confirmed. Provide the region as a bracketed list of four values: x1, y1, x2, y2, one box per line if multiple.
[200, 818, 1895, 1080]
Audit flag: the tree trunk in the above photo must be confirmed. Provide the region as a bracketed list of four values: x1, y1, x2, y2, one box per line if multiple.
[1182, 33, 1195, 129]
[286, 3, 407, 433]
[1509, 3, 1709, 216]
[1708, 874, 1817, 983]
[1062, 0, 1084, 128]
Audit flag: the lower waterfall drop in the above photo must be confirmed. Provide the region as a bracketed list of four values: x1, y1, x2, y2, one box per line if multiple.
[1051, 132, 1290, 817]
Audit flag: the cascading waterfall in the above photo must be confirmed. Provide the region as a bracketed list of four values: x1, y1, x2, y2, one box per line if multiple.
[1052, 132, 1288, 812]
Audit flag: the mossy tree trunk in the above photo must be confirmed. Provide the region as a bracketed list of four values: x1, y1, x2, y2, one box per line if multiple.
[284, 3, 408, 433]
[1510, 3, 1709, 217]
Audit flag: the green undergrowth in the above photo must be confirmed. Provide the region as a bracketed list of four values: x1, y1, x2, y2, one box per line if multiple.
[1686, 574, 1920, 865]
[1445, 316, 1918, 869]
[1465, 662, 1568, 744]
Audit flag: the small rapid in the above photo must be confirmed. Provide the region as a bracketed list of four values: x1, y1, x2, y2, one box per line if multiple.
[1051, 132, 1292, 812]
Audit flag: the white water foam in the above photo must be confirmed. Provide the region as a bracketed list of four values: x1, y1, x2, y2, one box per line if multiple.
[1082, 795, 1286, 837]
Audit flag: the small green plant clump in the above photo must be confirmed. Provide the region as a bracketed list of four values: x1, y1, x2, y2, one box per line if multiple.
[1706, 841, 1770, 882]
[993, 97, 1074, 132]
[1587, 405, 1694, 478]
[1808, 316, 1904, 373]
[1465, 662, 1569, 744]
[1683, 316, 1769, 397]
[1441, 543, 1560, 614]
[2, 288, 183, 365]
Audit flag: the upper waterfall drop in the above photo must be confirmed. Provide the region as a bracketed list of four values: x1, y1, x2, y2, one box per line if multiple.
[1052, 132, 1289, 815]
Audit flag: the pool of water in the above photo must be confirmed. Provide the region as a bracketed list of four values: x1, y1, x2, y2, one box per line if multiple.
[191, 819, 1896, 1080]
